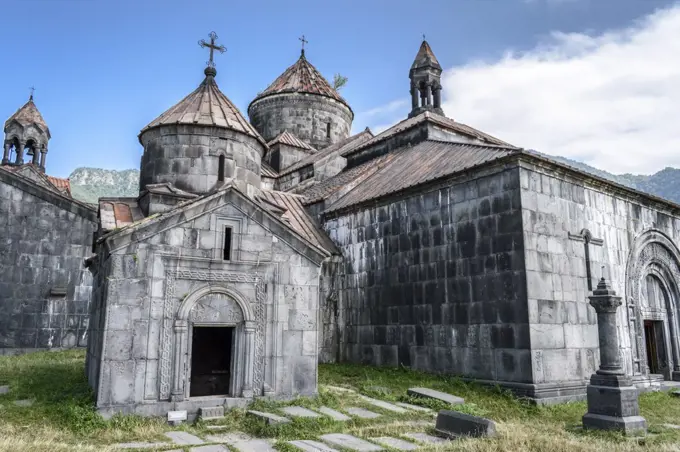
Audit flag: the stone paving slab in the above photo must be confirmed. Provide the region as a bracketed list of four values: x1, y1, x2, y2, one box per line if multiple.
[317, 406, 351, 421]
[114, 442, 169, 449]
[0, 385, 9, 395]
[190, 446, 228, 452]
[281, 406, 322, 418]
[247, 410, 291, 425]
[346, 407, 381, 419]
[663, 424, 680, 429]
[165, 431, 205, 445]
[360, 396, 408, 413]
[320, 434, 384, 451]
[289, 439, 340, 451]
[407, 388, 464, 405]
[371, 437, 419, 450]
[404, 432, 447, 444]
[13, 399, 33, 407]
[231, 439, 276, 451]
[395, 402, 433, 413]
[205, 432, 252, 443]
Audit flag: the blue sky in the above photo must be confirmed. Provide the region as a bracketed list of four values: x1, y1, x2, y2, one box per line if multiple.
[0, 0, 678, 177]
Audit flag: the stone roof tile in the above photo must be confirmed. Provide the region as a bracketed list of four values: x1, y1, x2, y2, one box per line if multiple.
[267, 130, 315, 152]
[4, 98, 50, 137]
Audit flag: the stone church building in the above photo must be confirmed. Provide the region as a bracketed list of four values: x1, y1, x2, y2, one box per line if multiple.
[2, 35, 680, 417]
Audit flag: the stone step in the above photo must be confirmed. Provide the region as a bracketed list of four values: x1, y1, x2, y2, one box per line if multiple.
[199, 406, 225, 421]
[346, 407, 381, 419]
[165, 431, 205, 445]
[281, 406, 322, 418]
[370, 437, 419, 451]
[359, 396, 408, 413]
[403, 432, 447, 444]
[247, 410, 291, 425]
[395, 402, 433, 413]
[320, 434, 384, 451]
[289, 439, 340, 451]
[231, 439, 276, 451]
[407, 388, 464, 405]
[317, 406, 351, 421]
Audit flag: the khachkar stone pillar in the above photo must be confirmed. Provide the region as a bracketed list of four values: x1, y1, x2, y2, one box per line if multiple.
[582, 277, 647, 435]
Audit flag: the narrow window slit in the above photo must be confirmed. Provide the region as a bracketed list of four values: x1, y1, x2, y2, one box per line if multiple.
[218, 155, 225, 181]
[223, 227, 232, 261]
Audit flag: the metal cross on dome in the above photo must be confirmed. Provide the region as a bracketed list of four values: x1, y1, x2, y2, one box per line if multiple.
[29, 86, 36, 100]
[299, 34, 308, 56]
[199, 31, 226, 68]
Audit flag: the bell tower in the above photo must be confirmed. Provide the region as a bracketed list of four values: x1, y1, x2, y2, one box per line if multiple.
[408, 39, 444, 118]
[2, 90, 51, 171]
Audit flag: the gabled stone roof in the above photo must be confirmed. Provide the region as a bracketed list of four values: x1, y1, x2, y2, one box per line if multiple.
[4, 97, 51, 138]
[140, 68, 266, 146]
[411, 40, 441, 71]
[267, 130, 315, 152]
[251, 53, 350, 110]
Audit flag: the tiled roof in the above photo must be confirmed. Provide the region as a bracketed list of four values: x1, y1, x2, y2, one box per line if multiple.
[258, 190, 337, 254]
[251, 53, 350, 110]
[140, 69, 266, 146]
[278, 128, 374, 177]
[1, 163, 71, 197]
[47, 176, 71, 196]
[345, 111, 512, 159]
[267, 130, 315, 151]
[99, 198, 145, 231]
[411, 40, 441, 70]
[4, 97, 50, 137]
[326, 140, 518, 213]
[261, 161, 278, 178]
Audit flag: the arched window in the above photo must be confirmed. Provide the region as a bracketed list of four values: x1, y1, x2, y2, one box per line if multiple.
[218, 155, 225, 181]
[326, 122, 332, 139]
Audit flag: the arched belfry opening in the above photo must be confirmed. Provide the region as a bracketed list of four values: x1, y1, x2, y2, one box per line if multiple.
[2, 94, 50, 171]
[626, 229, 680, 382]
[408, 39, 444, 118]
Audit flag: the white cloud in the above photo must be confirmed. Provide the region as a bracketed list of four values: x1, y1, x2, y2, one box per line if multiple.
[441, 5, 680, 174]
[360, 99, 409, 118]
[352, 98, 409, 135]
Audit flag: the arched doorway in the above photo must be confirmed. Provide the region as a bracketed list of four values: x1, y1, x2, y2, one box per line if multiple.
[626, 229, 680, 382]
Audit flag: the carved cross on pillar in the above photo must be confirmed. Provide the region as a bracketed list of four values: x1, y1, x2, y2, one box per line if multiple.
[568, 228, 604, 291]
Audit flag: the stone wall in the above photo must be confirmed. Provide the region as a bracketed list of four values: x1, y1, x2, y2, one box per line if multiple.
[0, 170, 97, 353]
[248, 93, 352, 150]
[139, 125, 265, 197]
[321, 165, 531, 383]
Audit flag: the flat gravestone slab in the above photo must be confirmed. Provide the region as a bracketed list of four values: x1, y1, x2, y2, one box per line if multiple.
[371, 437, 418, 451]
[281, 406, 322, 418]
[205, 432, 252, 444]
[247, 410, 291, 425]
[289, 439, 340, 451]
[205, 425, 230, 431]
[346, 407, 381, 419]
[407, 388, 464, 405]
[395, 402, 433, 413]
[199, 406, 224, 421]
[360, 396, 408, 413]
[663, 424, 680, 430]
[403, 432, 447, 444]
[318, 406, 351, 421]
[13, 399, 33, 407]
[435, 409, 496, 438]
[115, 442, 168, 449]
[0, 385, 9, 395]
[190, 446, 228, 452]
[320, 434, 383, 451]
[165, 431, 205, 445]
[231, 439, 275, 452]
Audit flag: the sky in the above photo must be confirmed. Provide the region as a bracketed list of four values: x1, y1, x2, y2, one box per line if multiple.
[0, 0, 678, 178]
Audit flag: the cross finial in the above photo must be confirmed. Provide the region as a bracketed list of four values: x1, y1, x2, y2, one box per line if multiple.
[29, 86, 35, 100]
[422, 33, 426, 41]
[199, 31, 226, 70]
[299, 34, 308, 56]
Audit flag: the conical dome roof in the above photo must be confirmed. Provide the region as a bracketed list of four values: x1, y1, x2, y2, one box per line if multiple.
[140, 68, 266, 145]
[4, 97, 51, 138]
[251, 53, 349, 109]
[411, 40, 441, 71]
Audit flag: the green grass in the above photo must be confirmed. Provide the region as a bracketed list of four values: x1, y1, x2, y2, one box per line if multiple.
[1, 350, 679, 452]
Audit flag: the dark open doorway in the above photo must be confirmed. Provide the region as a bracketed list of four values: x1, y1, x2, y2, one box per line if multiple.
[190, 326, 234, 397]
[644, 320, 668, 377]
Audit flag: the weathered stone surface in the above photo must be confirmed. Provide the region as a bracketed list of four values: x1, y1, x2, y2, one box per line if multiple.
[346, 407, 381, 419]
[190, 446, 228, 452]
[289, 440, 339, 452]
[395, 402, 433, 413]
[324, 385, 356, 393]
[114, 442, 169, 449]
[13, 399, 33, 407]
[403, 432, 446, 444]
[281, 406, 322, 418]
[359, 396, 408, 413]
[317, 406, 351, 421]
[663, 424, 680, 430]
[247, 410, 291, 425]
[407, 388, 464, 405]
[0, 385, 9, 395]
[371, 437, 418, 451]
[320, 434, 383, 451]
[205, 432, 252, 443]
[231, 439, 276, 452]
[435, 409, 497, 438]
[168, 410, 187, 425]
[199, 406, 224, 421]
[165, 431, 205, 445]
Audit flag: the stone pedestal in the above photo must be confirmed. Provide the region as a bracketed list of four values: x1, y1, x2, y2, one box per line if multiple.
[582, 277, 647, 435]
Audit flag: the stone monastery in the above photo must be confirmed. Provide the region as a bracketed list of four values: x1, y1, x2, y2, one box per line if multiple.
[2, 34, 680, 418]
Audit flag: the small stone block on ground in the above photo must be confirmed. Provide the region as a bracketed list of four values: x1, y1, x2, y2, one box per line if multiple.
[317, 406, 351, 421]
[0, 385, 9, 395]
[672, 391, 680, 398]
[231, 439, 276, 451]
[395, 402, 433, 413]
[360, 396, 408, 413]
[190, 446, 228, 452]
[407, 387, 464, 405]
[663, 424, 680, 430]
[247, 410, 291, 425]
[289, 439, 340, 451]
[320, 434, 384, 451]
[114, 442, 169, 449]
[165, 431, 205, 445]
[205, 432, 252, 444]
[435, 409, 497, 438]
[403, 432, 447, 444]
[346, 407, 381, 419]
[167, 410, 187, 425]
[199, 406, 225, 421]
[371, 437, 419, 451]
[13, 399, 33, 407]
[281, 406, 322, 418]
